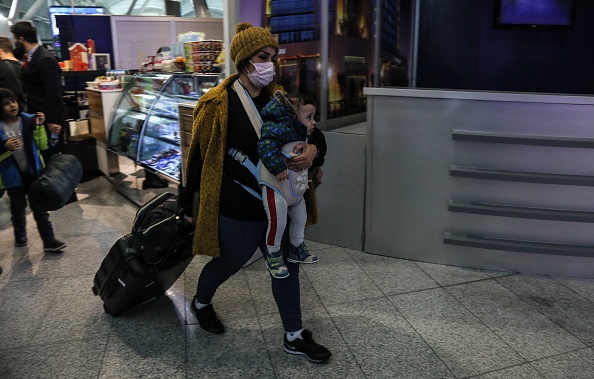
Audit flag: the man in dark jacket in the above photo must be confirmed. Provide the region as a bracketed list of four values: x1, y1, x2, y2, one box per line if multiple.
[11, 22, 67, 161]
[0, 36, 26, 110]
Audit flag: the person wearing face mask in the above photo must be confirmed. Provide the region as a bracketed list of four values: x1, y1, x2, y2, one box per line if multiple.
[179, 22, 331, 363]
[10, 22, 67, 163]
[11, 22, 77, 204]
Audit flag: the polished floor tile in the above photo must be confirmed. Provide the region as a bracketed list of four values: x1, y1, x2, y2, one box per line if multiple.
[530, 348, 594, 379]
[391, 288, 525, 378]
[327, 299, 455, 378]
[496, 275, 594, 348]
[2, 176, 594, 379]
[101, 323, 187, 379]
[446, 279, 585, 361]
[348, 249, 440, 295]
[469, 363, 544, 379]
[187, 318, 276, 379]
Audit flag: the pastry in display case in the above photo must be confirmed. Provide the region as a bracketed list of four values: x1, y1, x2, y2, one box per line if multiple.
[107, 72, 220, 182]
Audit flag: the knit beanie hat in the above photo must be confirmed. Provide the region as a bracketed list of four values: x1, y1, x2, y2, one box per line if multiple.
[230, 22, 278, 70]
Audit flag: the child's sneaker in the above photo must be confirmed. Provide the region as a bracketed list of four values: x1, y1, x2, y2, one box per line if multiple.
[265, 252, 289, 279]
[43, 239, 66, 253]
[15, 236, 27, 247]
[287, 243, 318, 264]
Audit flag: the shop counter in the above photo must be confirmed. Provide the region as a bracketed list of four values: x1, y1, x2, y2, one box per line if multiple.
[87, 87, 122, 176]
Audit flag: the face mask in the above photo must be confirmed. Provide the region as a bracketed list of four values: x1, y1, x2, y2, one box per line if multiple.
[247, 60, 275, 88]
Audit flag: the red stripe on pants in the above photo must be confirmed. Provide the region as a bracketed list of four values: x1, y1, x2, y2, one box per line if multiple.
[266, 187, 278, 246]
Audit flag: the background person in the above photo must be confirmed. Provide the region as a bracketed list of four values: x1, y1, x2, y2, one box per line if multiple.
[0, 88, 66, 252]
[180, 22, 331, 363]
[0, 36, 25, 110]
[10, 22, 66, 162]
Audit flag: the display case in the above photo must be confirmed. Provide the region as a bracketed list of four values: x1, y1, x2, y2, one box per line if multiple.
[107, 72, 219, 181]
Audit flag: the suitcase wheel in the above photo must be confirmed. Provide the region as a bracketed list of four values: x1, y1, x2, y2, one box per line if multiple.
[103, 304, 119, 317]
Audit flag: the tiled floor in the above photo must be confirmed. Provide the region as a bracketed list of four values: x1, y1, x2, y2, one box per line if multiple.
[2, 176, 594, 378]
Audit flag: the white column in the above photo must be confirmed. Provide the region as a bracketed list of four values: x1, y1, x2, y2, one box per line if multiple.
[223, 0, 240, 76]
[320, 0, 329, 122]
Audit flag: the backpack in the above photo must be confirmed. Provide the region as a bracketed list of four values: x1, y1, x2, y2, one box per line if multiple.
[131, 192, 193, 266]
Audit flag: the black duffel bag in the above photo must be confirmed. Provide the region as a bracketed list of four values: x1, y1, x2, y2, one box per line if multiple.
[132, 193, 192, 266]
[28, 154, 83, 212]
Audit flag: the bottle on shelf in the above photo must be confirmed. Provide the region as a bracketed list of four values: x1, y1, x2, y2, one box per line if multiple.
[87, 39, 95, 55]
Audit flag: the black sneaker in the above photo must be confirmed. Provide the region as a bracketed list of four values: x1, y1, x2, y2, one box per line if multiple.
[284, 329, 332, 363]
[43, 239, 66, 253]
[15, 236, 27, 247]
[190, 301, 225, 335]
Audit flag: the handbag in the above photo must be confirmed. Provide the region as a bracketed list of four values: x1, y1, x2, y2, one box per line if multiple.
[28, 154, 83, 212]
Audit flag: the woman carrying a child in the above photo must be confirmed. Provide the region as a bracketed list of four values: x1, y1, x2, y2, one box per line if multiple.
[180, 22, 331, 363]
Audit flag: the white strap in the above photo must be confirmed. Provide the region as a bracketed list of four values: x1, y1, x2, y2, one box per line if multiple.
[232, 80, 262, 138]
[231, 79, 282, 197]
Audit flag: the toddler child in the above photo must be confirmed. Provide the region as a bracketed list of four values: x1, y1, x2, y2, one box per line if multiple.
[258, 91, 320, 278]
[0, 88, 66, 252]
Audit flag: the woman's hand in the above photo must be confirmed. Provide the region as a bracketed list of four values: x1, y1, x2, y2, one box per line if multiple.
[35, 112, 45, 125]
[287, 143, 317, 171]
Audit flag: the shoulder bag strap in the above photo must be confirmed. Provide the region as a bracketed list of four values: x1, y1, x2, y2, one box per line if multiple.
[232, 79, 262, 137]
[232, 79, 285, 196]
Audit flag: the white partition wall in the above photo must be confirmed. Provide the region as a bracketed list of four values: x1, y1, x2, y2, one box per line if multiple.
[305, 126, 366, 251]
[110, 16, 223, 70]
[364, 87, 594, 277]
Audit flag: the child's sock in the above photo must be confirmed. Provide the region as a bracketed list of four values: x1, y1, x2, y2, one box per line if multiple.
[194, 298, 210, 309]
[286, 329, 304, 342]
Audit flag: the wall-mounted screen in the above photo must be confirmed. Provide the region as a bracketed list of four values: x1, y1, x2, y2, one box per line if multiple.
[494, 0, 575, 29]
[49, 6, 105, 37]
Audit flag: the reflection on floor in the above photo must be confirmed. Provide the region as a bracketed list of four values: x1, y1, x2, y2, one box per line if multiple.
[2, 176, 594, 378]
[110, 154, 177, 206]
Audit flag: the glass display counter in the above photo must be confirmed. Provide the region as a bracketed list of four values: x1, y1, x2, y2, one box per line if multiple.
[107, 72, 219, 182]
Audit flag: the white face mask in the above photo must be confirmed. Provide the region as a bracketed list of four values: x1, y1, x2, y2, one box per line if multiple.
[247, 60, 275, 88]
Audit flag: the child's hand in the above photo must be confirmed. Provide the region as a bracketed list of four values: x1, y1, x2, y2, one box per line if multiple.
[5, 138, 22, 151]
[35, 112, 45, 125]
[276, 170, 289, 181]
[48, 123, 61, 134]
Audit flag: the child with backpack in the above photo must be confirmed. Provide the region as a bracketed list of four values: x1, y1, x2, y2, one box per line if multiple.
[0, 88, 66, 252]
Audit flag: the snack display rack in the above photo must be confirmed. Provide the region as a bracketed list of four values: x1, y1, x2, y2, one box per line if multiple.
[107, 72, 219, 182]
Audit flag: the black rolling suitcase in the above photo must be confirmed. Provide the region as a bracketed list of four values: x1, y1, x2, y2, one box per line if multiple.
[92, 232, 193, 316]
[92, 193, 194, 316]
